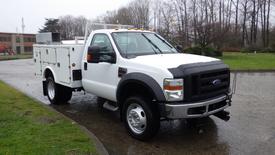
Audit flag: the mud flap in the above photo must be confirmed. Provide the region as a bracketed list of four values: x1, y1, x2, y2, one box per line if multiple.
[42, 81, 47, 96]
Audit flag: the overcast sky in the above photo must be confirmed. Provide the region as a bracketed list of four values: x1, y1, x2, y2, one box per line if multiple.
[0, 0, 132, 33]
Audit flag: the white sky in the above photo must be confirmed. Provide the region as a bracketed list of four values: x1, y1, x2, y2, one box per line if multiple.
[0, 0, 132, 33]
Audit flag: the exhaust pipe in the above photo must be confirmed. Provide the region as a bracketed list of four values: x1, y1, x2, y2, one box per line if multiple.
[213, 110, 230, 121]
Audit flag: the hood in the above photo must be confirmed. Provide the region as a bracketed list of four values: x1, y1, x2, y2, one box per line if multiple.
[129, 53, 219, 69]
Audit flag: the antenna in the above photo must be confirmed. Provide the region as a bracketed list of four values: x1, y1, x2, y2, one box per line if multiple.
[21, 17, 25, 34]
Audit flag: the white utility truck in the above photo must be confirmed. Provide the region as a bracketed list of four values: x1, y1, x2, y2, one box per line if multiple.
[34, 24, 232, 140]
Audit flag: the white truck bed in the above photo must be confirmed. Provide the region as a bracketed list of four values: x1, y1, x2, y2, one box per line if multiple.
[33, 44, 84, 88]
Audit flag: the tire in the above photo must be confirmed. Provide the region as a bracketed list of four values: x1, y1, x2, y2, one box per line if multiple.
[46, 76, 72, 104]
[60, 85, 72, 103]
[122, 96, 160, 141]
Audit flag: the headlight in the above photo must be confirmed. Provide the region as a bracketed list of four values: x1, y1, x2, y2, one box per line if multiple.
[163, 79, 184, 101]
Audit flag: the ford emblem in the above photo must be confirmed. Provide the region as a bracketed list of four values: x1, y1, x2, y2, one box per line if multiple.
[212, 79, 221, 86]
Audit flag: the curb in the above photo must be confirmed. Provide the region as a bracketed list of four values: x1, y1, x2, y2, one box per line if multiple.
[79, 125, 109, 155]
[1, 81, 109, 155]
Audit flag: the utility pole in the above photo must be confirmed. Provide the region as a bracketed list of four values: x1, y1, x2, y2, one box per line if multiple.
[20, 17, 25, 54]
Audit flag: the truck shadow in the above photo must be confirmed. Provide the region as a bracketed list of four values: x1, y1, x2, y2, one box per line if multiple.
[51, 94, 229, 155]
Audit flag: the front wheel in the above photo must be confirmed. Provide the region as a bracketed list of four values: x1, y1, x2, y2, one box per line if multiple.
[123, 96, 160, 141]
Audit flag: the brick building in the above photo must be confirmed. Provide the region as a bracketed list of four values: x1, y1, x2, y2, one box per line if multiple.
[0, 32, 36, 54]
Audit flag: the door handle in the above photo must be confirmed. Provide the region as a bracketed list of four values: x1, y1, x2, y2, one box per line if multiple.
[84, 62, 87, 70]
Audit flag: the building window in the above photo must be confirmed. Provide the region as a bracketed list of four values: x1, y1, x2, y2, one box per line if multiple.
[0, 37, 9, 42]
[23, 37, 36, 43]
[16, 37, 20, 43]
[24, 37, 30, 42]
[16, 46, 21, 54]
[24, 47, 33, 52]
[6, 37, 11, 42]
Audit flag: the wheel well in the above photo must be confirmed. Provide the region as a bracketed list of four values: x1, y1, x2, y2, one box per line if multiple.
[118, 82, 155, 108]
[44, 68, 53, 79]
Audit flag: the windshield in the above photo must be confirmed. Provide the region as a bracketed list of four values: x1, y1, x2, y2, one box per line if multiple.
[112, 32, 178, 58]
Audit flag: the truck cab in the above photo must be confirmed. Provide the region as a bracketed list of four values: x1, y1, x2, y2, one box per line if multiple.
[34, 27, 232, 140]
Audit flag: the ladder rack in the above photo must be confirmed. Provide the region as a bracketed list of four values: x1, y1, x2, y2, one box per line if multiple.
[84, 22, 134, 43]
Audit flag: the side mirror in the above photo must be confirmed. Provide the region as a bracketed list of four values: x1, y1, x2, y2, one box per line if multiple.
[87, 46, 116, 63]
[87, 46, 100, 63]
[175, 45, 183, 52]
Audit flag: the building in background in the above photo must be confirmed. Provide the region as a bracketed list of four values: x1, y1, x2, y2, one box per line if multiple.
[0, 32, 36, 54]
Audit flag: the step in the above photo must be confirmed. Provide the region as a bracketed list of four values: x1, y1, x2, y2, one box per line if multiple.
[103, 101, 119, 111]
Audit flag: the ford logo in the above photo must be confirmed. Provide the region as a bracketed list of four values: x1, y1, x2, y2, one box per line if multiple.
[212, 79, 222, 86]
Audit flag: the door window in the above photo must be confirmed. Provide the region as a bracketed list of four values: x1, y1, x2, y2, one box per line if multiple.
[91, 34, 114, 54]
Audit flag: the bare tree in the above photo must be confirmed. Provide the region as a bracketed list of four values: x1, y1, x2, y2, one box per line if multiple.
[94, 0, 275, 50]
[59, 15, 88, 40]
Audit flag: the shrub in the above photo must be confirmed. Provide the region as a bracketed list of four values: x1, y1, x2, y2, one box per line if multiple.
[220, 47, 241, 52]
[184, 46, 222, 57]
[241, 46, 275, 53]
[241, 45, 261, 53]
[260, 47, 275, 53]
[240, 47, 251, 53]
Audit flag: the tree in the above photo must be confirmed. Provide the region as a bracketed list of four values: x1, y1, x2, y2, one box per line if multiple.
[40, 0, 274, 51]
[102, 0, 150, 29]
[39, 18, 60, 33]
[58, 15, 88, 40]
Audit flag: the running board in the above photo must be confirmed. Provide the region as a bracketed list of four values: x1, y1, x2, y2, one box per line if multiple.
[103, 102, 119, 111]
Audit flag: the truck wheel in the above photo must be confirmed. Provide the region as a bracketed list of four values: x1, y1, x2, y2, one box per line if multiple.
[46, 76, 72, 104]
[123, 96, 160, 141]
[60, 85, 72, 103]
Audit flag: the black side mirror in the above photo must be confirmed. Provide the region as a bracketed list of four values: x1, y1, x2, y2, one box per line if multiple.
[176, 45, 183, 52]
[87, 46, 116, 63]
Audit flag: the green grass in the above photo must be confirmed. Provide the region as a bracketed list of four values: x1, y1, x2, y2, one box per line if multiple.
[0, 81, 97, 155]
[220, 52, 275, 71]
[0, 54, 33, 61]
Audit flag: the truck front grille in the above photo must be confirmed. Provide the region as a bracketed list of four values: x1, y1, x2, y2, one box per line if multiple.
[185, 69, 230, 102]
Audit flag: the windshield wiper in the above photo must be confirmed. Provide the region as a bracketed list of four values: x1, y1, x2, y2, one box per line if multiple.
[154, 34, 173, 49]
[141, 33, 163, 54]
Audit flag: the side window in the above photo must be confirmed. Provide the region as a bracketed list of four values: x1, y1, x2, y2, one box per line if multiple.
[91, 34, 114, 54]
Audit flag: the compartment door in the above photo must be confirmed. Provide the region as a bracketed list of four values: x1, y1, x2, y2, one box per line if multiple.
[34, 48, 42, 75]
[56, 47, 71, 84]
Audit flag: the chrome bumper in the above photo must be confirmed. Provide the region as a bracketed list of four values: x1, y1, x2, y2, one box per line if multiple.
[165, 93, 232, 119]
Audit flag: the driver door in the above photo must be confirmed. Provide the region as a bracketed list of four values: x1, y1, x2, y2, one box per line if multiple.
[82, 33, 119, 101]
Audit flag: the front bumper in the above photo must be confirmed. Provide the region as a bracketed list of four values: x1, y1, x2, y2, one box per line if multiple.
[164, 92, 232, 119]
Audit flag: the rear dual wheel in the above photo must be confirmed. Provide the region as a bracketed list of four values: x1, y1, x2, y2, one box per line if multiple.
[46, 76, 72, 104]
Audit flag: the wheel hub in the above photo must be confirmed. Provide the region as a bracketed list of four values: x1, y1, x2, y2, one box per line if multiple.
[127, 103, 147, 134]
[47, 80, 55, 100]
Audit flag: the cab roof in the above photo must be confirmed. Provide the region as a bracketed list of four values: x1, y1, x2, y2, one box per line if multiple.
[92, 29, 153, 34]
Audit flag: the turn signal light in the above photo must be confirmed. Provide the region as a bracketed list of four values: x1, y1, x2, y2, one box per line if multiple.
[164, 85, 183, 91]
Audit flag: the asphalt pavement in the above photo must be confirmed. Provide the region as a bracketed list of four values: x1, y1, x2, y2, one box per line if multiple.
[0, 59, 275, 155]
